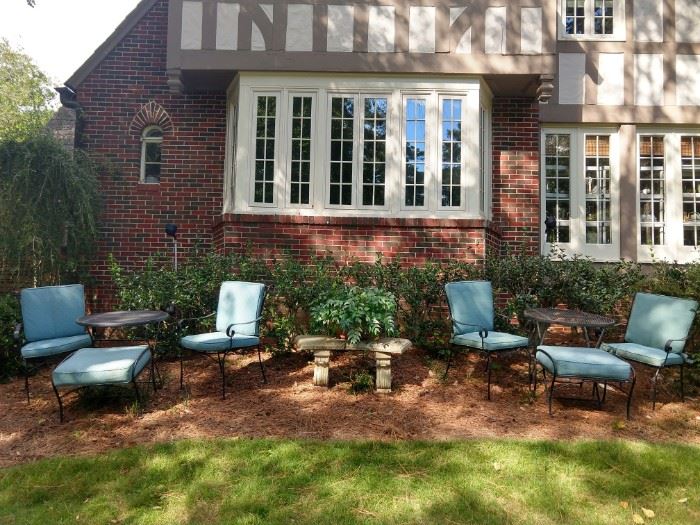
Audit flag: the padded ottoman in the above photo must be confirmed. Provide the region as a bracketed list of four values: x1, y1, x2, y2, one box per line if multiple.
[535, 346, 636, 418]
[51, 346, 153, 421]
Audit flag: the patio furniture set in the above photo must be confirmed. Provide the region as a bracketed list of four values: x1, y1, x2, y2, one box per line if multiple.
[12, 279, 698, 422]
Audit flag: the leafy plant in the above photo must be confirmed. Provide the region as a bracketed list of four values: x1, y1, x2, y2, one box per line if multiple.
[349, 369, 374, 394]
[310, 286, 398, 344]
[0, 292, 21, 380]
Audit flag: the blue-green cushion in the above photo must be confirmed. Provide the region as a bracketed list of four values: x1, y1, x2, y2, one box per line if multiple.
[180, 332, 259, 353]
[452, 331, 529, 351]
[21, 333, 92, 359]
[216, 281, 266, 336]
[625, 293, 698, 353]
[20, 284, 87, 342]
[445, 281, 494, 335]
[602, 342, 686, 368]
[52, 346, 151, 388]
[536, 346, 632, 382]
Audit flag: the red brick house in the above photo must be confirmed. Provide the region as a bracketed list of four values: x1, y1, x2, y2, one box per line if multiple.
[58, 0, 700, 297]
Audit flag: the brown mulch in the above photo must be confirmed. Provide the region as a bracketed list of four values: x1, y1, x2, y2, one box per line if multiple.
[1, 334, 699, 468]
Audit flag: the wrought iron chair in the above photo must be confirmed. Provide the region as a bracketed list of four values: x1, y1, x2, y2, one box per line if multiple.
[14, 284, 92, 402]
[602, 292, 698, 409]
[178, 281, 267, 399]
[444, 281, 530, 399]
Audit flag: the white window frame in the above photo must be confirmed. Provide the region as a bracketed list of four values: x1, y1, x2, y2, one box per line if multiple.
[401, 93, 433, 212]
[140, 125, 163, 184]
[437, 94, 469, 211]
[558, 0, 626, 41]
[285, 92, 316, 209]
[325, 93, 359, 209]
[541, 127, 621, 261]
[637, 130, 700, 263]
[229, 73, 490, 219]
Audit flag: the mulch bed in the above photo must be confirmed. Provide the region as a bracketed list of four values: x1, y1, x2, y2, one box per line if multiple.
[1, 333, 699, 467]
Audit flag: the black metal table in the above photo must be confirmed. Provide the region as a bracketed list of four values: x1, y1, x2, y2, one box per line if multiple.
[524, 307, 615, 348]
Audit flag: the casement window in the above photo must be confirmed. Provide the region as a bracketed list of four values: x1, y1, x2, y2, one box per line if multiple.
[559, 0, 625, 40]
[140, 126, 163, 183]
[637, 131, 700, 262]
[541, 128, 620, 260]
[232, 74, 490, 219]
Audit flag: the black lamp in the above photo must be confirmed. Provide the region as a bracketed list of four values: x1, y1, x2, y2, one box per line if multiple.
[165, 223, 178, 271]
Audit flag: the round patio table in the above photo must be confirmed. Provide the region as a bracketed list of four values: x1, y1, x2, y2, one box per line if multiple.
[524, 307, 615, 348]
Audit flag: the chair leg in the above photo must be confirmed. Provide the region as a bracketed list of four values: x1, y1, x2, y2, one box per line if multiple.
[52, 381, 64, 423]
[486, 353, 492, 401]
[626, 372, 636, 420]
[179, 348, 185, 390]
[257, 344, 267, 384]
[680, 365, 685, 402]
[548, 374, 556, 416]
[24, 366, 30, 404]
[218, 352, 227, 400]
[150, 356, 157, 393]
[652, 368, 661, 410]
[443, 345, 454, 380]
[133, 379, 142, 405]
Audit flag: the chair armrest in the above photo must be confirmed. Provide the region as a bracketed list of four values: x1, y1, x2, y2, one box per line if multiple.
[225, 316, 264, 338]
[664, 336, 690, 353]
[452, 319, 489, 339]
[177, 311, 216, 332]
[162, 302, 176, 315]
[13, 323, 23, 343]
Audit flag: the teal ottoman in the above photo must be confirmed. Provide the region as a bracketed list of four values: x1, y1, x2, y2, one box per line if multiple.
[535, 346, 636, 419]
[51, 346, 154, 422]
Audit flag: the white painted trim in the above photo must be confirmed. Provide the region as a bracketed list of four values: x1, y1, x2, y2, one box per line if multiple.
[557, 0, 626, 42]
[139, 125, 163, 184]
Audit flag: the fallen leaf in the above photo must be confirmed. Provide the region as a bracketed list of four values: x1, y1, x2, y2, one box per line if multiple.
[678, 498, 688, 504]
[493, 462, 502, 471]
[620, 501, 629, 509]
[632, 514, 645, 524]
[641, 508, 655, 518]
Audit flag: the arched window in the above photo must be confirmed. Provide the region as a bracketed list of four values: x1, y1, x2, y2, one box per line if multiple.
[141, 126, 163, 183]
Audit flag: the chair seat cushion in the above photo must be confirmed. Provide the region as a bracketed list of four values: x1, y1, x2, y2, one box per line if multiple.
[180, 332, 259, 353]
[536, 346, 632, 382]
[451, 331, 529, 351]
[52, 346, 151, 388]
[21, 333, 92, 360]
[601, 342, 686, 368]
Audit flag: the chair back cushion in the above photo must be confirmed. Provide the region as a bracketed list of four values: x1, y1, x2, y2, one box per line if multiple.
[625, 292, 698, 353]
[444, 281, 494, 335]
[215, 281, 266, 336]
[20, 284, 86, 342]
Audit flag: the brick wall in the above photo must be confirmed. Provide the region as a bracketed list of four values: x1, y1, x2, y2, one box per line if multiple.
[491, 98, 541, 254]
[76, 0, 225, 304]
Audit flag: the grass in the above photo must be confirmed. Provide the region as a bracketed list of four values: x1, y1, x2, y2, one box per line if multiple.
[0, 439, 699, 525]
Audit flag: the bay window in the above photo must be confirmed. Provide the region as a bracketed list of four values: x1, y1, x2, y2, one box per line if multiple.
[231, 74, 490, 219]
[541, 128, 620, 260]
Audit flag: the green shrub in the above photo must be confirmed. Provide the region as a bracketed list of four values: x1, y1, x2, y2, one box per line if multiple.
[0, 293, 21, 380]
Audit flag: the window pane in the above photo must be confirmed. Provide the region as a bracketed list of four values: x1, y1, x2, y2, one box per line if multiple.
[682, 136, 700, 246]
[253, 95, 276, 204]
[594, 0, 614, 35]
[440, 98, 462, 207]
[639, 136, 665, 246]
[405, 98, 426, 207]
[329, 96, 354, 206]
[289, 96, 313, 205]
[584, 135, 612, 245]
[544, 133, 571, 244]
[362, 97, 388, 206]
[566, 0, 585, 35]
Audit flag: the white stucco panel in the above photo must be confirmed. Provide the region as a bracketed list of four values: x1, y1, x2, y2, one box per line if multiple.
[409, 6, 436, 53]
[251, 6, 272, 51]
[485, 6, 506, 55]
[597, 53, 625, 106]
[216, 3, 239, 51]
[633, 0, 663, 42]
[181, 1, 203, 50]
[676, 0, 700, 42]
[450, 7, 471, 54]
[634, 54, 664, 106]
[327, 5, 354, 52]
[677, 55, 700, 105]
[286, 4, 313, 52]
[368, 6, 395, 52]
[520, 8, 542, 54]
[558, 53, 586, 105]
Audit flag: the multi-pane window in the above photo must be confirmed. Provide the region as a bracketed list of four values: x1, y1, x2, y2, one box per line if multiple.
[440, 99, 462, 208]
[479, 107, 488, 214]
[544, 134, 571, 243]
[584, 135, 611, 244]
[329, 97, 354, 206]
[362, 97, 387, 207]
[140, 126, 163, 184]
[565, 0, 585, 35]
[253, 96, 277, 204]
[639, 136, 665, 246]
[593, 0, 614, 35]
[682, 137, 700, 246]
[289, 96, 313, 205]
[405, 98, 427, 207]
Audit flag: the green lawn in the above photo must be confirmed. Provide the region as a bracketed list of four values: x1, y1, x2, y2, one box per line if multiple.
[1, 439, 698, 525]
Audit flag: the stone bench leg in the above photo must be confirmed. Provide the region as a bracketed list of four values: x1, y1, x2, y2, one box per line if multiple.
[374, 351, 392, 393]
[313, 350, 331, 387]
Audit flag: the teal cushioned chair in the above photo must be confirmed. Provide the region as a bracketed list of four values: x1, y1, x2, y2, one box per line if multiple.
[601, 292, 698, 408]
[445, 281, 530, 399]
[179, 281, 267, 398]
[15, 284, 92, 402]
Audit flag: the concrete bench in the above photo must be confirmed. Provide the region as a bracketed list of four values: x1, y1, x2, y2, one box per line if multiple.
[294, 336, 412, 393]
